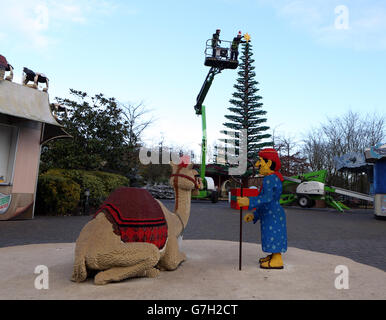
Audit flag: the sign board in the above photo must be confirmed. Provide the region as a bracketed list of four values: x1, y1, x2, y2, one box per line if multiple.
[334, 152, 367, 171]
[0, 193, 11, 214]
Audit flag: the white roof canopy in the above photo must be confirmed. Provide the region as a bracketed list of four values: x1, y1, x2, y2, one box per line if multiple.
[365, 143, 386, 162]
[0, 80, 61, 126]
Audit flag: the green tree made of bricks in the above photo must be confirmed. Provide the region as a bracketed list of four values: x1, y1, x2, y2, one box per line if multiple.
[221, 39, 272, 172]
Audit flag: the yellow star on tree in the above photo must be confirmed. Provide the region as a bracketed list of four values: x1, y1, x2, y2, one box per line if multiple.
[244, 33, 251, 42]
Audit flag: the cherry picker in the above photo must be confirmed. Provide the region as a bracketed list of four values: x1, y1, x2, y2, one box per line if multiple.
[192, 37, 239, 202]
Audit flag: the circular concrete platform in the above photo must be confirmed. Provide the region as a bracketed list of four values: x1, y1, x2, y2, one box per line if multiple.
[0, 240, 385, 300]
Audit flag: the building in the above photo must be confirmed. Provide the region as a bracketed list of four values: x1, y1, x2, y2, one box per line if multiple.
[365, 143, 386, 218]
[0, 80, 68, 220]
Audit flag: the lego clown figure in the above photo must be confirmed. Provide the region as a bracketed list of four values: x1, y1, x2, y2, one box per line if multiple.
[237, 148, 287, 269]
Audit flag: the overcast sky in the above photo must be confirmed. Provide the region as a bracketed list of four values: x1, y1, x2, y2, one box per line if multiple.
[1, 0, 385, 157]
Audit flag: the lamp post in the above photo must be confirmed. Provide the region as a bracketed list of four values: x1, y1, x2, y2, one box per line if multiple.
[84, 188, 90, 215]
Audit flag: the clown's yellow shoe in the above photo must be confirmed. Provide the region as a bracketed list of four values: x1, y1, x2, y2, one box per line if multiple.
[260, 253, 284, 269]
[259, 254, 272, 264]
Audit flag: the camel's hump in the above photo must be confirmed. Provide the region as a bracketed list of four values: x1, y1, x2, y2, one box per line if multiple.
[99, 187, 164, 220]
[94, 187, 168, 249]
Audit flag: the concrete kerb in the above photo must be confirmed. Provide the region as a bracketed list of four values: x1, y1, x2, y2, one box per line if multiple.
[0, 240, 385, 300]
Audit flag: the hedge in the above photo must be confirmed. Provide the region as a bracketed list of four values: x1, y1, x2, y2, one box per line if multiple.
[36, 173, 81, 215]
[36, 169, 130, 215]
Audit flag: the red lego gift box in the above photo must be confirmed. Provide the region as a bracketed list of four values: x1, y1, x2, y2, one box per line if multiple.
[230, 188, 260, 210]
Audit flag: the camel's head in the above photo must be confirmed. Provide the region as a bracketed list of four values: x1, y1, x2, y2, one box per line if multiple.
[169, 157, 201, 191]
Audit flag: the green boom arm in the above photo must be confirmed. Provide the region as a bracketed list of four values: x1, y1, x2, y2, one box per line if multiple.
[194, 67, 222, 181]
[200, 105, 207, 180]
[194, 67, 221, 115]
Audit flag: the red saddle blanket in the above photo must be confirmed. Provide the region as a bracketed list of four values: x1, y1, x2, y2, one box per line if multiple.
[94, 187, 168, 250]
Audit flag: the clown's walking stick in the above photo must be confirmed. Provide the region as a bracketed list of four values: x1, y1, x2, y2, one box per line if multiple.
[233, 160, 256, 270]
[239, 182, 243, 271]
[230, 175, 243, 270]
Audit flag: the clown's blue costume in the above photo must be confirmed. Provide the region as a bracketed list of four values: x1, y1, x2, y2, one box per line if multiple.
[238, 148, 287, 269]
[249, 174, 287, 254]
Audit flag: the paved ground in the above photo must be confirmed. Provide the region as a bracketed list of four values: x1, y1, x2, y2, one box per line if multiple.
[1, 240, 385, 300]
[1, 200, 385, 272]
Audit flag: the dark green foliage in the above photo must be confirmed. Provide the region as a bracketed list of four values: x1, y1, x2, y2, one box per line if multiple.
[35, 169, 130, 215]
[36, 173, 81, 215]
[40, 90, 150, 182]
[139, 163, 171, 184]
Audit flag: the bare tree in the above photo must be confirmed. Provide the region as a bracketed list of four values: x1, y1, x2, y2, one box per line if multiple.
[275, 134, 309, 176]
[301, 110, 385, 191]
[363, 112, 385, 147]
[320, 110, 385, 156]
[120, 102, 155, 148]
[302, 129, 329, 172]
[119, 102, 155, 186]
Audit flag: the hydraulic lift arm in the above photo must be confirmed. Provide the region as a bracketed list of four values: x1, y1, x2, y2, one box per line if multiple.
[194, 67, 222, 115]
[194, 67, 222, 182]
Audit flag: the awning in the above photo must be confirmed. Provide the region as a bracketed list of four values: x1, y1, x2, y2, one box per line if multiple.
[333, 152, 372, 172]
[40, 123, 71, 145]
[0, 80, 71, 143]
[365, 143, 386, 163]
[0, 80, 60, 126]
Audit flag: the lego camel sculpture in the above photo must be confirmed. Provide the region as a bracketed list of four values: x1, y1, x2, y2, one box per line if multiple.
[71, 161, 199, 285]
